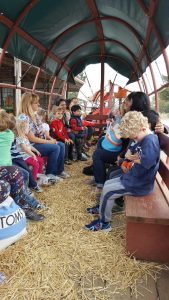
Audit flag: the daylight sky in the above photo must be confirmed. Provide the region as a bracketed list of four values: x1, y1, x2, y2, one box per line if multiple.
[78, 46, 169, 101]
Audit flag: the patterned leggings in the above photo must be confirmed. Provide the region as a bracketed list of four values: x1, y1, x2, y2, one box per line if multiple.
[0, 166, 27, 205]
[0, 180, 10, 203]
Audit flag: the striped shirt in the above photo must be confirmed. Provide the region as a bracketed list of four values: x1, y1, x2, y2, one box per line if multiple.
[11, 139, 23, 159]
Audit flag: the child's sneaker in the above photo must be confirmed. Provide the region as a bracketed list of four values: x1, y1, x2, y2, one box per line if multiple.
[87, 204, 99, 215]
[96, 183, 104, 189]
[37, 174, 51, 186]
[47, 174, 63, 182]
[23, 207, 44, 221]
[32, 185, 43, 193]
[64, 160, 72, 165]
[58, 171, 70, 179]
[86, 178, 96, 186]
[84, 219, 112, 232]
[36, 203, 49, 210]
[82, 153, 88, 160]
[112, 203, 124, 213]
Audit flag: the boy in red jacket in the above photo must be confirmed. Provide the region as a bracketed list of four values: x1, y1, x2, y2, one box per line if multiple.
[50, 107, 74, 164]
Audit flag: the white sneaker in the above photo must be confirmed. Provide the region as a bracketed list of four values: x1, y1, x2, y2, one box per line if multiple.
[36, 203, 49, 210]
[31, 185, 43, 193]
[37, 174, 52, 186]
[46, 174, 63, 182]
[58, 171, 70, 179]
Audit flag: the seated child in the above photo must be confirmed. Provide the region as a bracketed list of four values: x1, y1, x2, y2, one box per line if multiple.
[69, 105, 87, 161]
[48, 105, 57, 123]
[84, 111, 160, 231]
[50, 107, 74, 164]
[0, 111, 45, 218]
[0, 180, 27, 251]
[37, 108, 52, 140]
[15, 114, 44, 191]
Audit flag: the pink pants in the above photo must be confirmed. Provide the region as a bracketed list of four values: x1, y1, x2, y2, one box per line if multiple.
[25, 156, 44, 181]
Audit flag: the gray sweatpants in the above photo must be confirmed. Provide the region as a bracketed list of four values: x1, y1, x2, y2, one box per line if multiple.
[99, 176, 131, 222]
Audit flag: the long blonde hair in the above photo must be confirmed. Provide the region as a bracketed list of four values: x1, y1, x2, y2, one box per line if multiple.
[18, 92, 39, 121]
[16, 120, 29, 139]
[16, 114, 30, 138]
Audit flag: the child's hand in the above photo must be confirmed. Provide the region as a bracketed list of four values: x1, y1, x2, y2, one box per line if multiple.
[65, 139, 70, 144]
[35, 149, 41, 156]
[126, 153, 140, 161]
[32, 153, 37, 161]
[121, 165, 129, 173]
[115, 156, 123, 166]
[69, 139, 74, 144]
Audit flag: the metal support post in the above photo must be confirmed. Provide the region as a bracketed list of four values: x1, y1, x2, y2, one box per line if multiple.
[14, 57, 22, 115]
[100, 58, 104, 118]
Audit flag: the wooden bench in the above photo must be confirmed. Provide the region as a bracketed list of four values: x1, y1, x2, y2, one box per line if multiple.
[125, 133, 169, 263]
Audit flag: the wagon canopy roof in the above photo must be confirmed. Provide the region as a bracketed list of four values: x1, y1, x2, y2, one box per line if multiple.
[0, 0, 169, 83]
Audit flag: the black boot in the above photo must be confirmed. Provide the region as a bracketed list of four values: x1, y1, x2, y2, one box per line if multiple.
[23, 206, 44, 221]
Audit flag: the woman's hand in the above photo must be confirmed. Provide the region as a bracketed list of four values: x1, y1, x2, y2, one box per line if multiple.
[155, 122, 164, 134]
[47, 139, 56, 144]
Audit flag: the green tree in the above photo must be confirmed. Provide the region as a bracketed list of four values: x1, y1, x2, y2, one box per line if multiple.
[158, 87, 169, 113]
[68, 91, 78, 99]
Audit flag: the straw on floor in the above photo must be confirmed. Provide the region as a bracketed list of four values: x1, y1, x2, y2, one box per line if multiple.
[0, 159, 167, 299]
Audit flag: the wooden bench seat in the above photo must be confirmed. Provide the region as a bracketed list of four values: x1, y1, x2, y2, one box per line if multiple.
[125, 133, 169, 263]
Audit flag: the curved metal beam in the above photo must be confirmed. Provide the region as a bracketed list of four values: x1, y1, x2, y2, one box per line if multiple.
[48, 77, 57, 115]
[136, 0, 169, 78]
[56, 38, 140, 77]
[86, 1, 105, 117]
[86, 0, 104, 56]
[68, 54, 136, 80]
[149, 63, 158, 110]
[0, 0, 38, 65]
[39, 15, 144, 71]
[32, 68, 41, 91]
[138, 80, 143, 91]
[0, 14, 70, 72]
[142, 74, 149, 94]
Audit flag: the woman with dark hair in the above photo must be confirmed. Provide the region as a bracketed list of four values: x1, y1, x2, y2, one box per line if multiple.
[91, 92, 166, 189]
[124, 91, 167, 133]
[124, 92, 150, 112]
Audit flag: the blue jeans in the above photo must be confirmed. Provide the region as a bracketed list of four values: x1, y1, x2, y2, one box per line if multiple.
[34, 142, 65, 175]
[86, 126, 94, 140]
[92, 137, 120, 184]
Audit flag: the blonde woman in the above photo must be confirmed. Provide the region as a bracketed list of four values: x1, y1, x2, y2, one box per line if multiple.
[18, 92, 69, 180]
